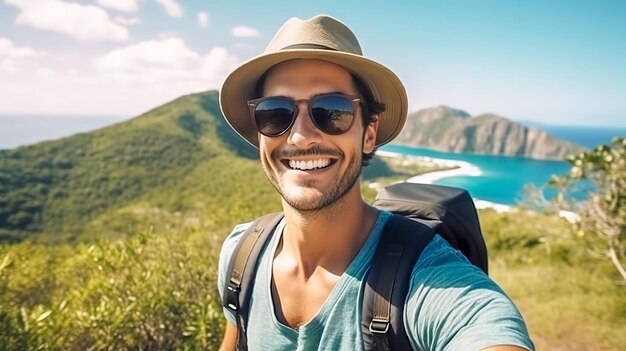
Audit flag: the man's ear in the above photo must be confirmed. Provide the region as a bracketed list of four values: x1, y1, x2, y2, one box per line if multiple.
[362, 116, 379, 154]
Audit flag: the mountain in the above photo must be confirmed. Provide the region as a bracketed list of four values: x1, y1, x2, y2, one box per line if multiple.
[394, 105, 584, 160]
[0, 91, 283, 242]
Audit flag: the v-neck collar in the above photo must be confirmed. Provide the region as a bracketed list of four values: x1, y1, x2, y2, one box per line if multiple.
[264, 211, 390, 336]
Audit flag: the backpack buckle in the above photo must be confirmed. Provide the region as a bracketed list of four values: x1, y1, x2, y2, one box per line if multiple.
[225, 281, 241, 313]
[369, 318, 390, 334]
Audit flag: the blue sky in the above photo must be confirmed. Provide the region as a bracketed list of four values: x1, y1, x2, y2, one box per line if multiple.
[1, 0, 625, 126]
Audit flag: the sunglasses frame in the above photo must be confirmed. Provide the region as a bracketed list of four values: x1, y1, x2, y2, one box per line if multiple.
[247, 93, 361, 137]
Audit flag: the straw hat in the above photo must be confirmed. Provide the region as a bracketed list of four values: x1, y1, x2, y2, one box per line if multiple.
[219, 14, 408, 148]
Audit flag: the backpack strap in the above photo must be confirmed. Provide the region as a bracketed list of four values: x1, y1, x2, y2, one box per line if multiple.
[362, 214, 438, 351]
[223, 212, 284, 351]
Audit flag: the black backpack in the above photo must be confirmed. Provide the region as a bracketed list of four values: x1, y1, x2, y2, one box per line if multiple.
[223, 182, 488, 351]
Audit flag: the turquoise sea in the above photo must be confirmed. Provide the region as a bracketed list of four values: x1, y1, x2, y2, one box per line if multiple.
[380, 144, 573, 205]
[381, 124, 626, 205]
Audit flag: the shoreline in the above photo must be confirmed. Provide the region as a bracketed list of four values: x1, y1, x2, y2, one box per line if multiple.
[377, 149, 482, 185]
[377, 150, 512, 213]
[376, 150, 580, 221]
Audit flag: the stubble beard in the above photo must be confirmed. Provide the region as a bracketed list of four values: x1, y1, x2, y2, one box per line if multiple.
[261, 147, 362, 212]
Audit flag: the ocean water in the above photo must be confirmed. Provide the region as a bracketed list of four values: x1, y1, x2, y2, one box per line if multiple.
[380, 124, 626, 205]
[0, 114, 128, 149]
[380, 144, 572, 205]
[540, 125, 626, 149]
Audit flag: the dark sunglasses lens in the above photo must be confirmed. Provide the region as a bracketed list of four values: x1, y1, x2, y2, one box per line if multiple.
[311, 96, 355, 134]
[254, 99, 295, 136]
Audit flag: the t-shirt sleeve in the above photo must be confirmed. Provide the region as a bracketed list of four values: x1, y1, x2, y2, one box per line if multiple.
[404, 235, 535, 351]
[217, 222, 252, 325]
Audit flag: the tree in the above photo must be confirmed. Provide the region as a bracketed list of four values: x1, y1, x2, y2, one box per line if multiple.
[550, 137, 626, 281]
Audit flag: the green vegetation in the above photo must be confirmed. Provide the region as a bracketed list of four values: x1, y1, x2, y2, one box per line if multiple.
[481, 209, 626, 351]
[0, 91, 268, 243]
[360, 154, 456, 202]
[550, 137, 626, 281]
[0, 225, 225, 350]
[2, 208, 624, 350]
[0, 91, 623, 350]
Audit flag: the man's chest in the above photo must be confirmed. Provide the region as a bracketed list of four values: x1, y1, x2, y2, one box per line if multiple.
[246, 262, 366, 350]
[270, 262, 342, 330]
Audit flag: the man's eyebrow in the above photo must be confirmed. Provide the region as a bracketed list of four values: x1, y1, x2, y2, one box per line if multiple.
[261, 94, 292, 99]
[311, 91, 345, 98]
[263, 91, 347, 100]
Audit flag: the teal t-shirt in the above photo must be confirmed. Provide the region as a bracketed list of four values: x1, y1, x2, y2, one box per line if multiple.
[218, 211, 535, 350]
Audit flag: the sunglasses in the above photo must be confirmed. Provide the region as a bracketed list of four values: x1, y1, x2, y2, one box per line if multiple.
[248, 93, 361, 137]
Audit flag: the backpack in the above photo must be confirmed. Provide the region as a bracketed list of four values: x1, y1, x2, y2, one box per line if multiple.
[222, 182, 488, 351]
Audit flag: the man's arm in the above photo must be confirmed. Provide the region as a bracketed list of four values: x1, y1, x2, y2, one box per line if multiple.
[218, 321, 237, 351]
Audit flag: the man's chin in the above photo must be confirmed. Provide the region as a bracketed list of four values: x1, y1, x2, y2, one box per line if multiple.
[281, 189, 327, 210]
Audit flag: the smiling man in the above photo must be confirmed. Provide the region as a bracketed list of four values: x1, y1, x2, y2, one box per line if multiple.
[217, 15, 534, 351]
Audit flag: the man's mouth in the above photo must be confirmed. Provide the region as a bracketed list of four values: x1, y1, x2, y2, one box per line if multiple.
[286, 158, 335, 170]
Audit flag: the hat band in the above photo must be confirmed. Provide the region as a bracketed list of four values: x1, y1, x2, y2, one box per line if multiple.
[280, 43, 338, 51]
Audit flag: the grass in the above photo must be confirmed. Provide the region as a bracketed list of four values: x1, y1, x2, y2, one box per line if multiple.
[480, 209, 626, 351]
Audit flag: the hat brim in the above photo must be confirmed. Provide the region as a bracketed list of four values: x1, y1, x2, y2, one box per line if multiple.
[219, 49, 408, 148]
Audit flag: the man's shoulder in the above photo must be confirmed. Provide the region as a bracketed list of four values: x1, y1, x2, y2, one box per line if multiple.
[217, 220, 261, 324]
[416, 234, 480, 271]
[409, 234, 498, 298]
[224, 221, 254, 245]
[218, 221, 250, 260]
[404, 235, 534, 351]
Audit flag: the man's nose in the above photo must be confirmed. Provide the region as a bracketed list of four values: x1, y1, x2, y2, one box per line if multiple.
[287, 105, 323, 148]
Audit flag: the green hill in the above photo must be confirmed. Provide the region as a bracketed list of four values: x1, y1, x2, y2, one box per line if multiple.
[0, 91, 280, 242]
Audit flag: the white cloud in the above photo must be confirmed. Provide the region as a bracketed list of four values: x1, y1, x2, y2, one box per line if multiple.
[155, 0, 183, 18]
[95, 38, 199, 78]
[97, 0, 139, 13]
[197, 11, 208, 29]
[232, 25, 260, 38]
[200, 47, 240, 83]
[94, 38, 239, 87]
[114, 16, 141, 25]
[0, 37, 37, 58]
[5, 0, 129, 42]
[0, 35, 240, 116]
[0, 37, 43, 74]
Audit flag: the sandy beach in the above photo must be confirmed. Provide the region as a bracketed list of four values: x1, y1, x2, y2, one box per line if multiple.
[377, 149, 482, 185]
[377, 150, 512, 212]
[377, 150, 581, 221]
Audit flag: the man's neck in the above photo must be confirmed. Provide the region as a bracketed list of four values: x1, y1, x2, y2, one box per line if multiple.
[279, 187, 379, 278]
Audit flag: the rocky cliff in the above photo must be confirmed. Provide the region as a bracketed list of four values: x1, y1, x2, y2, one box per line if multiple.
[393, 105, 584, 160]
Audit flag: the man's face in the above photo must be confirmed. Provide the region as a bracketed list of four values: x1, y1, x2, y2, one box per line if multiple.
[258, 59, 378, 211]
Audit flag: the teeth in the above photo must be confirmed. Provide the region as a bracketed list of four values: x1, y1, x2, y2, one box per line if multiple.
[289, 159, 331, 170]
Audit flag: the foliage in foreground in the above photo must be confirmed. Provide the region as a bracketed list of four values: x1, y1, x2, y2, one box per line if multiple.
[549, 137, 626, 281]
[1, 209, 625, 350]
[0, 225, 225, 350]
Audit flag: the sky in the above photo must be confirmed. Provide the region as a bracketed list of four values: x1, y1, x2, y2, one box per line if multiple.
[1, 0, 625, 127]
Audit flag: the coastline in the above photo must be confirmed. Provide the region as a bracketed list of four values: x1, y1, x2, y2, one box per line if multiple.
[376, 150, 580, 221]
[377, 150, 512, 213]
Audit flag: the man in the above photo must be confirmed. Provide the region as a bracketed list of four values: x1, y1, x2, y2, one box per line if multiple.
[217, 15, 534, 351]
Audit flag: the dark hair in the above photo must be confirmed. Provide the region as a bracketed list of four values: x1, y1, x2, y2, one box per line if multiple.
[254, 68, 386, 167]
[351, 73, 386, 167]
